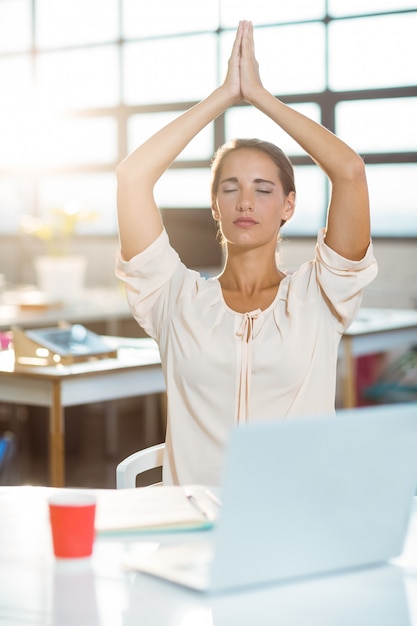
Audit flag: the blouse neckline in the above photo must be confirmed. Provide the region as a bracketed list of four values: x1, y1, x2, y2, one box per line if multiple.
[209, 273, 290, 317]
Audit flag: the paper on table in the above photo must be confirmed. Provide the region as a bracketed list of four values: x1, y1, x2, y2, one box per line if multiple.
[95, 486, 217, 533]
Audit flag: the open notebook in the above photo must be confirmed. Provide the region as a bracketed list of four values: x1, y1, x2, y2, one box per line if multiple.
[95, 486, 217, 533]
[125, 402, 417, 593]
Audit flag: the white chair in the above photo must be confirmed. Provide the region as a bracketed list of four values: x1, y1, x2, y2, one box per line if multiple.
[116, 443, 165, 488]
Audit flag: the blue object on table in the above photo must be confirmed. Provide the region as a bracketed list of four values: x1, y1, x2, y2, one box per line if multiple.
[0, 432, 15, 483]
[365, 347, 417, 403]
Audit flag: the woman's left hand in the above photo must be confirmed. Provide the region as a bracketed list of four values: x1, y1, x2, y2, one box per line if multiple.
[221, 21, 244, 105]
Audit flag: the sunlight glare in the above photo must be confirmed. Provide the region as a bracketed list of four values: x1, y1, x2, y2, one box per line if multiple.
[181, 607, 213, 626]
[3, 97, 63, 170]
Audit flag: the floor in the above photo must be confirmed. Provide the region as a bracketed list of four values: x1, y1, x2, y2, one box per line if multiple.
[0, 395, 165, 489]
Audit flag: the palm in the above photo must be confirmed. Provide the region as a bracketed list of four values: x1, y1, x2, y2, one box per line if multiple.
[240, 22, 263, 103]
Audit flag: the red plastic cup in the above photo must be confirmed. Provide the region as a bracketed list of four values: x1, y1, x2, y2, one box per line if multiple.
[49, 493, 96, 559]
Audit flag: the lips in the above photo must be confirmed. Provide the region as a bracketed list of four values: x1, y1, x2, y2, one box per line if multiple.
[233, 217, 258, 226]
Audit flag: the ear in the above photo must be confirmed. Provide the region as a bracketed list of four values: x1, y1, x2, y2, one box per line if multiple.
[283, 191, 296, 221]
[211, 202, 220, 221]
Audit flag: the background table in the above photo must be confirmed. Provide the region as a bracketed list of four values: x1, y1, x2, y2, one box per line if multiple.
[2, 307, 417, 484]
[2, 296, 417, 411]
[0, 486, 417, 625]
[0, 337, 164, 487]
[0, 287, 131, 335]
[339, 308, 417, 407]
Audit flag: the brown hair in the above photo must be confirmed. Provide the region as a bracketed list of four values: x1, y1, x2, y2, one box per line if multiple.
[210, 138, 296, 234]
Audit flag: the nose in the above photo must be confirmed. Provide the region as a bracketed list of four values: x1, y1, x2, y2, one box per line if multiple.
[237, 190, 254, 212]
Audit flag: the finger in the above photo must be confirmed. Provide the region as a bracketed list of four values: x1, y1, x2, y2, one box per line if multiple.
[241, 20, 255, 58]
[230, 20, 243, 59]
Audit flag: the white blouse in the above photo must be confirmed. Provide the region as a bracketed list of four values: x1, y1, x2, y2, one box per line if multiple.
[115, 228, 377, 486]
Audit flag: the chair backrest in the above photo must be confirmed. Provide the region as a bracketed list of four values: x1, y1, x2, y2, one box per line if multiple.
[116, 443, 165, 488]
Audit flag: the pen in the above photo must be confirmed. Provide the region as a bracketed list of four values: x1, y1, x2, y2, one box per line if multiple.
[184, 489, 210, 519]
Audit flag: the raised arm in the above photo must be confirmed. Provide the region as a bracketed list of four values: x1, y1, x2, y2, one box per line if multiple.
[239, 21, 370, 261]
[116, 24, 243, 261]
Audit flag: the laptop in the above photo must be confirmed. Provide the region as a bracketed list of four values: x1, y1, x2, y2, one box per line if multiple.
[126, 402, 417, 593]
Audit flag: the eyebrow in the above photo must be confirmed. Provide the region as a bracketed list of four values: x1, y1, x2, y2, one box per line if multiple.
[220, 177, 276, 186]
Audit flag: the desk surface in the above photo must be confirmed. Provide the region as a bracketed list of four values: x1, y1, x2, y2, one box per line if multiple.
[1, 486, 417, 626]
[0, 336, 161, 380]
[0, 338, 165, 486]
[2, 299, 417, 334]
[0, 287, 131, 331]
[345, 308, 417, 336]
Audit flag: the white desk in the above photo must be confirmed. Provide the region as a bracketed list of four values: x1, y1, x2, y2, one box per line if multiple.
[2, 307, 416, 483]
[0, 287, 132, 334]
[340, 308, 417, 407]
[0, 338, 165, 487]
[3, 298, 417, 410]
[0, 486, 417, 626]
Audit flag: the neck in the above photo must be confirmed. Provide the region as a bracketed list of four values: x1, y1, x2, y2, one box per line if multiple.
[218, 244, 283, 296]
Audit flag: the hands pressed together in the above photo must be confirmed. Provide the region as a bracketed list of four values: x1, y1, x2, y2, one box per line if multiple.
[223, 20, 265, 106]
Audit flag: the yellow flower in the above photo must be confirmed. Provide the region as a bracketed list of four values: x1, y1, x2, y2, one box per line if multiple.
[20, 205, 98, 256]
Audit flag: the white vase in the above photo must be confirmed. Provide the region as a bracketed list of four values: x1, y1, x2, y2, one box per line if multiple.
[35, 255, 87, 302]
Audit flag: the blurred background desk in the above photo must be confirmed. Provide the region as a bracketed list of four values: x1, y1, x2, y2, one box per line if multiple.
[340, 308, 417, 408]
[2, 303, 417, 485]
[0, 338, 164, 487]
[0, 287, 132, 335]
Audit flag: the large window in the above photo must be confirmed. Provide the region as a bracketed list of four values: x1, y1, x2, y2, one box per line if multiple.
[0, 0, 416, 236]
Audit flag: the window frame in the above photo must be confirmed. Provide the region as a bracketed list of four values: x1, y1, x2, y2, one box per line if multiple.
[0, 1, 416, 238]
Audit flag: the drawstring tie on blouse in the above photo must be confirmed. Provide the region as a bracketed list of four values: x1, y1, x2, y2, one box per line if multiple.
[235, 309, 261, 424]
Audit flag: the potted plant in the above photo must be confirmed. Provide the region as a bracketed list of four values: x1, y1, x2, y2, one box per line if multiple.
[20, 204, 97, 302]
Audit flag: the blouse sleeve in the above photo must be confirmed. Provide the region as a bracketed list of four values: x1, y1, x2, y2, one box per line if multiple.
[313, 228, 378, 330]
[114, 229, 182, 339]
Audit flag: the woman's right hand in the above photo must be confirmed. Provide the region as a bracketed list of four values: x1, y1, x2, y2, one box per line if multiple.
[221, 21, 244, 105]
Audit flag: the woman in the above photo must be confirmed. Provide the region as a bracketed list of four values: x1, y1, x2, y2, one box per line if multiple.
[116, 21, 377, 485]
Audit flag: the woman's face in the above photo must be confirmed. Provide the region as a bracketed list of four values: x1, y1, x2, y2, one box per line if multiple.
[212, 148, 295, 248]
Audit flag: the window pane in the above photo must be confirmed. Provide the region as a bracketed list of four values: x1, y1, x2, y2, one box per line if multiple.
[0, 108, 117, 169]
[155, 169, 211, 208]
[336, 98, 417, 154]
[329, 14, 417, 90]
[38, 173, 117, 234]
[37, 116, 118, 168]
[0, 0, 31, 53]
[367, 164, 417, 236]
[128, 113, 214, 161]
[0, 176, 33, 234]
[0, 56, 33, 114]
[283, 166, 327, 235]
[225, 103, 321, 156]
[329, 0, 417, 17]
[123, 0, 218, 38]
[36, 46, 119, 110]
[221, 0, 325, 26]
[123, 35, 217, 105]
[35, 0, 119, 48]
[0, 112, 117, 169]
[0, 58, 35, 169]
[220, 24, 325, 96]
[61, 116, 118, 166]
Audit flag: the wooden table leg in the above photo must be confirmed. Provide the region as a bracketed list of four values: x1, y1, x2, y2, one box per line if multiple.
[104, 400, 118, 457]
[49, 380, 65, 487]
[343, 337, 356, 408]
